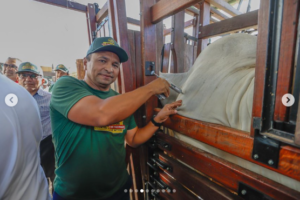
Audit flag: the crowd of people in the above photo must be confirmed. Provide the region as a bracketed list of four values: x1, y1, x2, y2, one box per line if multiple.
[0, 37, 181, 200]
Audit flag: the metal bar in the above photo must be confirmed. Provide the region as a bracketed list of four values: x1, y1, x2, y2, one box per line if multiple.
[33, 0, 86, 12]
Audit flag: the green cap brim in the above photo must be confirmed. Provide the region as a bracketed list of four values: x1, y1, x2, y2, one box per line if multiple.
[54, 69, 69, 73]
[87, 45, 128, 63]
[17, 69, 40, 75]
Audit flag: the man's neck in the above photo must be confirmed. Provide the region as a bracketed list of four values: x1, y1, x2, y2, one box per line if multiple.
[29, 88, 39, 96]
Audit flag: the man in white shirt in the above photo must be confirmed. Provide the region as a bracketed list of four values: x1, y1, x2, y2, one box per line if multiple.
[0, 74, 51, 200]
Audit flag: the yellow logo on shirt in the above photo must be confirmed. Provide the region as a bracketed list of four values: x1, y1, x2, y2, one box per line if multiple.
[94, 121, 125, 134]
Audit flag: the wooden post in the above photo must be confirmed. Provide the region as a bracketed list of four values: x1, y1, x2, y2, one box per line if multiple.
[274, 0, 299, 121]
[250, 0, 270, 137]
[76, 59, 85, 80]
[197, 1, 210, 56]
[86, 3, 97, 45]
[170, 11, 185, 73]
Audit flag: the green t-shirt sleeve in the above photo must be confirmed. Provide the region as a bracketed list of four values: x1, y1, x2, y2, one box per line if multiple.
[51, 76, 93, 118]
[127, 115, 137, 130]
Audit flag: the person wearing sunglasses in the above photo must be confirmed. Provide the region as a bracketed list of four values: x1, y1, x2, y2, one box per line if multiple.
[3, 57, 21, 83]
[17, 62, 55, 193]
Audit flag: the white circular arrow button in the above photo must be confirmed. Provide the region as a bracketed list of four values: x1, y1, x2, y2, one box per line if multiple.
[282, 93, 295, 107]
[5, 93, 18, 107]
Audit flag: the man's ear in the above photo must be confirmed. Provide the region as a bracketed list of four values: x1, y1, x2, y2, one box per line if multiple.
[41, 78, 45, 85]
[83, 57, 88, 70]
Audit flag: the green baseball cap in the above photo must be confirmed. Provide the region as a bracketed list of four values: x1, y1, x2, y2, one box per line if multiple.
[17, 62, 42, 75]
[86, 37, 128, 63]
[55, 64, 69, 73]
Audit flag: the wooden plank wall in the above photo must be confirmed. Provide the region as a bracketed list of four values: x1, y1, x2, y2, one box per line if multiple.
[152, 131, 300, 200]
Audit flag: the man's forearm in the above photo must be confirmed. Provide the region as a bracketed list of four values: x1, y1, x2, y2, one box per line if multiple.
[97, 85, 154, 126]
[130, 122, 159, 147]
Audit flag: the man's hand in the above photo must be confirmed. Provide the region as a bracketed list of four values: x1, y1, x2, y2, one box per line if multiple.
[125, 100, 182, 148]
[145, 78, 170, 98]
[154, 100, 182, 123]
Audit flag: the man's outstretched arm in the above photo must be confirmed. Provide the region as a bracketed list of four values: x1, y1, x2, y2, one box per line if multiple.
[68, 78, 170, 127]
[125, 100, 182, 148]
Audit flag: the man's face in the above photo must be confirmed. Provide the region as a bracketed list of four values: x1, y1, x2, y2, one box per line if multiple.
[84, 51, 120, 91]
[55, 70, 68, 80]
[18, 72, 42, 93]
[3, 59, 18, 80]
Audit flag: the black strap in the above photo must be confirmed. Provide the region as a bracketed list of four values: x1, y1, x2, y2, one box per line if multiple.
[151, 116, 162, 127]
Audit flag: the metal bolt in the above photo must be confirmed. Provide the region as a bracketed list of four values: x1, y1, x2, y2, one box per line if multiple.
[268, 159, 274, 165]
[153, 153, 156, 157]
[166, 167, 170, 171]
[241, 190, 247, 195]
[164, 144, 169, 148]
[143, 115, 146, 118]
[253, 154, 259, 159]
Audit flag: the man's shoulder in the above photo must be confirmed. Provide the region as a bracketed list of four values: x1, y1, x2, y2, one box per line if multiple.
[57, 76, 79, 83]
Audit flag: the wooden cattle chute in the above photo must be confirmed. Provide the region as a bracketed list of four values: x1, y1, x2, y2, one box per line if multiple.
[33, 0, 300, 199]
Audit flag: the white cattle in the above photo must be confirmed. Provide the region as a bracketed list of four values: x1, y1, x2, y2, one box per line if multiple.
[160, 33, 300, 191]
[160, 33, 255, 132]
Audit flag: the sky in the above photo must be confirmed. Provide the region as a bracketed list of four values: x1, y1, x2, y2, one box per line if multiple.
[0, 0, 259, 73]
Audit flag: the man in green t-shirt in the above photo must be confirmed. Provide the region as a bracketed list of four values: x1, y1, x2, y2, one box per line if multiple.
[49, 64, 69, 92]
[50, 37, 182, 200]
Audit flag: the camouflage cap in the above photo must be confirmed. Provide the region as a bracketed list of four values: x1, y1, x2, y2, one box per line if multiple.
[86, 37, 128, 63]
[54, 64, 69, 73]
[17, 62, 42, 75]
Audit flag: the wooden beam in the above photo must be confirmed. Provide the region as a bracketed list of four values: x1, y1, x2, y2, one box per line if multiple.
[154, 112, 300, 182]
[158, 153, 242, 199]
[96, 2, 108, 24]
[198, 10, 258, 39]
[210, 7, 229, 20]
[127, 17, 140, 26]
[155, 131, 300, 200]
[185, 6, 199, 15]
[33, 0, 86, 12]
[159, 173, 199, 199]
[151, 0, 201, 24]
[208, 0, 242, 16]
